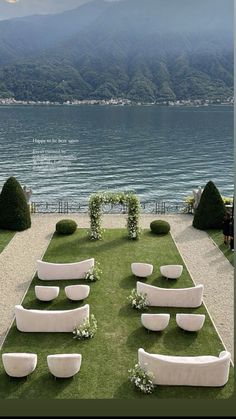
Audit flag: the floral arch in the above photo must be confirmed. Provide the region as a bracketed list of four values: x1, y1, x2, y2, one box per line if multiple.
[89, 192, 141, 240]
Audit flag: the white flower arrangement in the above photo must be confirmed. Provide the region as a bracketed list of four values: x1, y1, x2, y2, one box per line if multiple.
[127, 289, 149, 310]
[128, 363, 154, 394]
[89, 192, 141, 240]
[73, 314, 97, 340]
[85, 262, 102, 282]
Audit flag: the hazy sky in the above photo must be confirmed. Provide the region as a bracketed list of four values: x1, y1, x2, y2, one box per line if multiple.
[0, 0, 99, 19]
[0, 0, 232, 22]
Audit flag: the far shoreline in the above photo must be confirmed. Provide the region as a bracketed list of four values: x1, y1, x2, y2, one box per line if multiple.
[0, 97, 234, 108]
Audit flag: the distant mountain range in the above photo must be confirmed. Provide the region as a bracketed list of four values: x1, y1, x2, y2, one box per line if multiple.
[0, 0, 90, 20]
[0, 0, 233, 103]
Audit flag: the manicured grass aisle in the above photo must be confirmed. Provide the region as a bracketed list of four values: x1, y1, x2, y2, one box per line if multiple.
[0, 230, 15, 254]
[208, 229, 234, 266]
[0, 229, 233, 399]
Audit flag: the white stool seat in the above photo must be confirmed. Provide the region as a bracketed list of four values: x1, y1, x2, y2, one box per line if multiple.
[35, 286, 59, 301]
[47, 354, 82, 378]
[176, 313, 205, 332]
[131, 263, 153, 278]
[65, 285, 90, 301]
[141, 313, 170, 331]
[2, 353, 37, 378]
[160, 265, 183, 279]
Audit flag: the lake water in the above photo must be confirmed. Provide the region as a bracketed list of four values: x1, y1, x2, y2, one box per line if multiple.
[0, 105, 234, 206]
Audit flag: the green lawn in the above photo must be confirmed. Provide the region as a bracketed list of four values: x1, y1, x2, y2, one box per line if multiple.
[0, 229, 15, 254]
[0, 229, 233, 399]
[207, 229, 234, 266]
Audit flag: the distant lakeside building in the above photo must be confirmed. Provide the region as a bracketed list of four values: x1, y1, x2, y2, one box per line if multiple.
[0, 97, 234, 107]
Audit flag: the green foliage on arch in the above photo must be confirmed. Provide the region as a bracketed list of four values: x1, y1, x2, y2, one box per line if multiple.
[89, 192, 141, 240]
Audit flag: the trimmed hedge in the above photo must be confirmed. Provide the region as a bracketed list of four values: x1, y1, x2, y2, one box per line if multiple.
[0, 177, 31, 231]
[150, 220, 170, 235]
[56, 219, 77, 235]
[193, 181, 226, 230]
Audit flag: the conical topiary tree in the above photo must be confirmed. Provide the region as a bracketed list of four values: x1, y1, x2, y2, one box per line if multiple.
[0, 177, 31, 231]
[193, 181, 225, 230]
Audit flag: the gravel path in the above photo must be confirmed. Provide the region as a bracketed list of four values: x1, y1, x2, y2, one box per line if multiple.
[0, 214, 234, 361]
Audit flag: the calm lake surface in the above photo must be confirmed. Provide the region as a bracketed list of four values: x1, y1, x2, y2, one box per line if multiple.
[0, 105, 234, 205]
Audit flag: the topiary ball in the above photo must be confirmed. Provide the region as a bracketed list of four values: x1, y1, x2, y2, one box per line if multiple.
[56, 219, 77, 235]
[150, 220, 170, 235]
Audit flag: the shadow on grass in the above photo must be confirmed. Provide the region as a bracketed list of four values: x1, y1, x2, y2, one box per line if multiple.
[163, 327, 199, 351]
[23, 298, 84, 310]
[0, 371, 29, 398]
[149, 276, 179, 288]
[113, 379, 226, 399]
[119, 275, 148, 289]
[32, 277, 89, 288]
[112, 379, 176, 399]
[145, 230, 170, 238]
[118, 305, 142, 318]
[53, 232, 89, 241]
[126, 327, 163, 351]
[90, 236, 130, 253]
[112, 379, 147, 399]
[18, 372, 74, 398]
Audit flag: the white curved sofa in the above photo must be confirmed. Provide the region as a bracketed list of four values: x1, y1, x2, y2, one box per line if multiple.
[47, 354, 82, 378]
[131, 263, 153, 278]
[141, 314, 170, 331]
[2, 353, 37, 378]
[35, 286, 60, 302]
[37, 258, 94, 280]
[65, 285, 90, 301]
[15, 304, 89, 332]
[137, 282, 204, 308]
[160, 265, 183, 279]
[176, 313, 205, 332]
[138, 348, 231, 387]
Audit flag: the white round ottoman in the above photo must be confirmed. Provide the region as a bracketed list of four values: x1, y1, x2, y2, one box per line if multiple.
[47, 354, 82, 378]
[141, 313, 170, 331]
[65, 285, 90, 301]
[160, 265, 183, 279]
[2, 353, 37, 378]
[176, 313, 205, 332]
[35, 285, 60, 302]
[131, 263, 153, 278]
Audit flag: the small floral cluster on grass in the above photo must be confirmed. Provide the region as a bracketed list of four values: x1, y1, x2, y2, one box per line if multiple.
[128, 363, 154, 394]
[73, 314, 97, 340]
[127, 289, 149, 310]
[85, 262, 102, 282]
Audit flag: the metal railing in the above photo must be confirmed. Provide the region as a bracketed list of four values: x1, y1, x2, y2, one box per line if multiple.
[30, 201, 193, 214]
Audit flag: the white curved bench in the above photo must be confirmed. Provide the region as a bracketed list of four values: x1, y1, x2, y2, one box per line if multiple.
[47, 354, 82, 378]
[176, 313, 205, 332]
[131, 263, 153, 278]
[138, 348, 231, 387]
[141, 314, 170, 331]
[137, 282, 203, 308]
[37, 258, 94, 280]
[2, 353, 37, 378]
[65, 285, 90, 301]
[35, 286, 60, 302]
[160, 265, 183, 279]
[15, 304, 89, 332]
